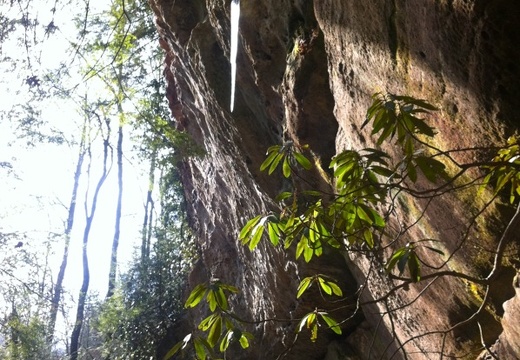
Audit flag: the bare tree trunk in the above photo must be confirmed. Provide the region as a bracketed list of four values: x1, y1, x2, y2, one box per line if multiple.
[106, 123, 123, 299]
[47, 122, 87, 347]
[70, 123, 112, 360]
[141, 150, 156, 262]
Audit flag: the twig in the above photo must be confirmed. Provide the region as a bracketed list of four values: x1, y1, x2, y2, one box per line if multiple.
[478, 321, 498, 360]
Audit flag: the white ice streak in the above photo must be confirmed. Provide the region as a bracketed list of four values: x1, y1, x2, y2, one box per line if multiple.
[230, 0, 240, 112]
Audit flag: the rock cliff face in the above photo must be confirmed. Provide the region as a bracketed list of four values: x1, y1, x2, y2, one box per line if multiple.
[149, 0, 520, 359]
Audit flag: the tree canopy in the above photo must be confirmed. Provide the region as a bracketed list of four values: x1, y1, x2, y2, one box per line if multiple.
[0, 0, 198, 358]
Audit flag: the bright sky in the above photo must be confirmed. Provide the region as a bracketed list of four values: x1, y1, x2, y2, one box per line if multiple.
[0, 0, 157, 341]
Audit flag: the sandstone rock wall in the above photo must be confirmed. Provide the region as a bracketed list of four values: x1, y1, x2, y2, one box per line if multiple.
[149, 0, 520, 358]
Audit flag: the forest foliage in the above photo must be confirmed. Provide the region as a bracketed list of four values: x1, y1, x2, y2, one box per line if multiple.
[0, 0, 199, 359]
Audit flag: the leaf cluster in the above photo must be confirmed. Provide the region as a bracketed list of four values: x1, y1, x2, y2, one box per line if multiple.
[166, 281, 251, 360]
[260, 142, 312, 178]
[242, 146, 390, 260]
[481, 135, 520, 203]
[297, 310, 341, 343]
[297, 275, 343, 298]
[384, 239, 444, 282]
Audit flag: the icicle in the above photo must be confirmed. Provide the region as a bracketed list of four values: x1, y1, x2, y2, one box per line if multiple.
[230, 0, 240, 112]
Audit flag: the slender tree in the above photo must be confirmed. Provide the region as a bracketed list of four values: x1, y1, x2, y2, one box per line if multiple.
[70, 114, 112, 360]
[106, 118, 123, 299]
[141, 149, 157, 262]
[86, 0, 158, 298]
[47, 119, 87, 347]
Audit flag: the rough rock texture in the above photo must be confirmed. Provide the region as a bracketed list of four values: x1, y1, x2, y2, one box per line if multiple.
[489, 273, 520, 357]
[149, 0, 520, 359]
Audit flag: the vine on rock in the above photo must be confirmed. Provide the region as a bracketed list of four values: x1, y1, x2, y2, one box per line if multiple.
[167, 93, 520, 359]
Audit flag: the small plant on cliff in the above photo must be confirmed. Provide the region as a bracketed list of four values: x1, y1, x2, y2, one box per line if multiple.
[164, 280, 253, 360]
[168, 93, 520, 359]
[243, 94, 456, 283]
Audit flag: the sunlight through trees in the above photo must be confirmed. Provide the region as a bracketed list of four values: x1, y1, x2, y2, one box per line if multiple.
[0, 0, 198, 358]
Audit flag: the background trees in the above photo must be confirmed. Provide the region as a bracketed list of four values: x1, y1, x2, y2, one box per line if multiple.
[0, 0, 198, 358]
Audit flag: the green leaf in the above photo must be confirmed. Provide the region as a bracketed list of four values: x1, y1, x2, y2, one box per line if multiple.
[306, 312, 317, 329]
[297, 314, 312, 333]
[249, 223, 265, 250]
[397, 250, 409, 275]
[415, 156, 446, 183]
[318, 276, 332, 295]
[495, 171, 513, 194]
[404, 136, 414, 156]
[282, 156, 291, 178]
[297, 277, 313, 298]
[407, 161, 417, 182]
[185, 284, 207, 308]
[296, 237, 306, 260]
[268, 153, 284, 175]
[207, 290, 218, 312]
[371, 109, 388, 135]
[163, 333, 192, 360]
[406, 97, 438, 111]
[314, 243, 323, 257]
[275, 191, 293, 202]
[411, 116, 435, 137]
[423, 246, 445, 256]
[341, 204, 357, 230]
[267, 222, 280, 246]
[408, 251, 421, 282]
[216, 288, 228, 310]
[377, 121, 395, 145]
[317, 220, 331, 239]
[260, 146, 281, 172]
[302, 190, 324, 197]
[219, 283, 240, 293]
[368, 207, 385, 227]
[207, 315, 222, 347]
[163, 341, 182, 360]
[385, 247, 408, 274]
[310, 322, 318, 342]
[220, 330, 233, 352]
[308, 221, 317, 244]
[297, 313, 319, 342]
[239, 215, 262, 241]
[199, 314, 219, 331]
[415, 156, 435, 182]
[294, 152, 312, 170]
[333, 159, 355, 180]
[320, 313, 342, 335]
[371, 165, 395, 177]
[329, 153, 342, 169]
[194, 338, 207, 360]
[328, 280, 343, 297]
[238, 332, 253, 349]
[365, 95, 383, 122]
[356, 205, 373, 225]
[361, 114, 373, 130]
[303, 240, 314, 262]
[363, 228, 374, 248]
[364, 147, 390, 161]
